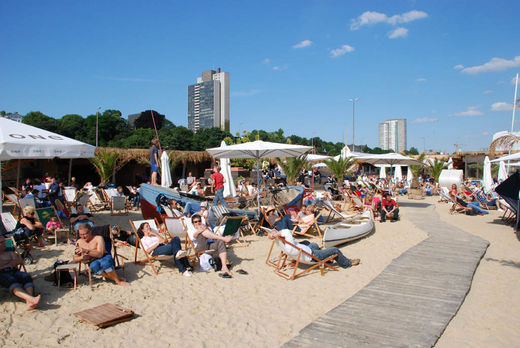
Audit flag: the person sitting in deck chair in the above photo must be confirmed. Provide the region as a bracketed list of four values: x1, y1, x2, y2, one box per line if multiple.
[274, 206, 316, 233]
[188, 214, 233, 278]
[70, 204, 95, 238]
[74, 223, 129, 286]
[267, 229, 360, 268]
[137, 222, 192, 277]
[0, 235, 41, 310]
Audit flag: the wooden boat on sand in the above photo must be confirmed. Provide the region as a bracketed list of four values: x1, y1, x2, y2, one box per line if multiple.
[322, 210, 374, 248]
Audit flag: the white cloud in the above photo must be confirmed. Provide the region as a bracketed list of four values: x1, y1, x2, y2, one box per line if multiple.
[453, 64, 464, 70]
[330, 44, 355, 58]
[388, 27, 408, 39]
[293, 40, 312, 48]
[491, 102, 513, 112]
[451, 106, 483, 117]
[482, 89, 493, 94]
[416, 78, 427, 82]
[413, 117, 438, 123]
[272, 65, 287, 71]
[460, 56, 520, 74]
[350, 10, 428, 30]
[262, 58, 270, 64]
[231, 89, 262, 97]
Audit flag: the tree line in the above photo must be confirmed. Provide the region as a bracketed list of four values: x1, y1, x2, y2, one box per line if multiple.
[3, 109, 418, 156]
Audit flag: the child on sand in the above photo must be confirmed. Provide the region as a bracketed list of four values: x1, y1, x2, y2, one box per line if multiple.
[45, 217, 62, 236]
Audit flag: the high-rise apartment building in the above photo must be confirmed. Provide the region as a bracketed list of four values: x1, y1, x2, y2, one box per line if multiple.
[188, 68, 229, 133]
[379, 119, 407, 152]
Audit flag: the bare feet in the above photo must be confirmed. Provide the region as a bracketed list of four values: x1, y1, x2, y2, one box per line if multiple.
[25, 295, 41, 311]
[117, 281, 130, 287]
[351, 259, 361, 266]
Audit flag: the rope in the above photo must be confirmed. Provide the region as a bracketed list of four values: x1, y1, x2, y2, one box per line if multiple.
[150, 110, 162, 152]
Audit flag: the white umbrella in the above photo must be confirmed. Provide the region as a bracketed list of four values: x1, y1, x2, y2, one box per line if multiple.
[447, 157, 454, 169]
[206, 140, 312, 213]
[358, 152, 422, 167]
[313, 162, 327, 168]
[306, 154, 332, 161]
[498, 160, 508, 182]
[160, 151, 172, 188]
[0, 117, 95, 211]
[407, 166, 413, 183]
[482, 156, 493, 193]
[219, 141, 237, 198]
[394, 165, 402, 182]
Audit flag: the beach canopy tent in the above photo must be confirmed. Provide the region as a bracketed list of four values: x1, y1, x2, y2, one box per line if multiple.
[206, 140, 312, 213]
[483, 156, 493, 193]
[0, 117, 95, 212]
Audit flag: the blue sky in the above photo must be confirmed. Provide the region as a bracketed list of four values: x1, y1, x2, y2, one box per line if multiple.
[2, 1, 520, 153]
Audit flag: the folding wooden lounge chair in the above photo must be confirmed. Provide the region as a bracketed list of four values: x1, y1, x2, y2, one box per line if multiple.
[179, 216, 217, 267]
[63, 187, 77, 206]
[129, 218, 173, 275]
[214, 216, 249, 247]
[35, 207, 69, 245]
[264, 230, 338, 280]
[211, 204, 257, 236]
[19, 197, 37, 211]
[88, 192, 106, 212]
[8, 187, 21, 197]
[4, 194, 21, 216]
[111, 196, 128, 215]
[291, 211, 323, 239]
[163, 217, 200, 264]
[318, 199, 356, 223]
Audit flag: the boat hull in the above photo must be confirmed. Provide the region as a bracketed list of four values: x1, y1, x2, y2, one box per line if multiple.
[322, 211, 374, 248]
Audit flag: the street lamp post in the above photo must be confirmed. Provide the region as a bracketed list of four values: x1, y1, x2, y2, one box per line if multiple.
[348, 98, 359, 151]
[96, 107, 101, 147]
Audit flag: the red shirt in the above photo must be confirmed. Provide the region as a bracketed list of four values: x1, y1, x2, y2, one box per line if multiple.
[382, 198, 397, 208]
[211, 172, 225, 190]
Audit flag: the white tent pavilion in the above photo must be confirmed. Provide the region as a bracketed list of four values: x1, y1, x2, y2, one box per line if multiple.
[394, 165, 403, 182]
[482, 156, 493, 193]
[0, 117, 95, 211]
[160, 151, 172, 188]
[206, 140, 312, 213]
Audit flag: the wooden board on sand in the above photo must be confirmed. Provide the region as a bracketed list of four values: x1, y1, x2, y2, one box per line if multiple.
[74, 303, 135, 328]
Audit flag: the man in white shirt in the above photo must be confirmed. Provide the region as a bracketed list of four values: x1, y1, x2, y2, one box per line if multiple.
[267, 229, 360, 268]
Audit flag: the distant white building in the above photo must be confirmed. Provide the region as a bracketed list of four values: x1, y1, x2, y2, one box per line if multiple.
[2, 112, 23, 122]
[379, 118, 407, 152]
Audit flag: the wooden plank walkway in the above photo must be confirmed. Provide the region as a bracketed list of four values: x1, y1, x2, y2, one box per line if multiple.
[284, 201, 489, 348]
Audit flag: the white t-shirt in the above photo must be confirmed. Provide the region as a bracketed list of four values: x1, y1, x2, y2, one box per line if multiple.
[279, 229, 312, 262]
[141, 235, 161, 253]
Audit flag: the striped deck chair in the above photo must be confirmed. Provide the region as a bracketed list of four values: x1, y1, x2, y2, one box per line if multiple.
[264, 228, 338, 280]
[8, 187, 21, 197]
[211, 204, 256, 236]
[4, 194, 21, 216]
[111, 196, 128, 215]
[129, 218, 173, 275]
[19, 197, 36, 210]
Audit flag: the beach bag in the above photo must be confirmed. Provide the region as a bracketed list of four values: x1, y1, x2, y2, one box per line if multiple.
[199, 253, 213, 271]
[209, 255, 222, 272]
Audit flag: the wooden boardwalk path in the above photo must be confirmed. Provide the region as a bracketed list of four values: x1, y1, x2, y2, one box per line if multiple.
[285, 201, 489, 348]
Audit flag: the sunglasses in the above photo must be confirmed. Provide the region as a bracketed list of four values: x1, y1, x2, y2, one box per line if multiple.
[192, 220, 201, 223]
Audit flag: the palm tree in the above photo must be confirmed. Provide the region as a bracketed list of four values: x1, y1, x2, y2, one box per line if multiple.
[428, 158, 447, 182]
[409, 153, 426, 188]
[89, 149, 128, 186]
[276, 155, 308, 185]
[323, 156, 355, 186]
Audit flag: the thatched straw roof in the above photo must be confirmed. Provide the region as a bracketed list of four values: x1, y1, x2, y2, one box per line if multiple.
[97, 147, 213, 164]
[488, 133, 520, 157]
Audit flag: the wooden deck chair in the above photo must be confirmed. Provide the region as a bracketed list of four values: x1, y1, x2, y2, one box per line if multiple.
[129, 218, 173, 275]
[1, 212, 18, 233]
[4, 237, 27, 272]
[163, 217, 199, 263]
[319, 199, 356, 223]
[8, 187, 21, 197]
[4, 194, 21, 216]
[111, 196, 128, 215]
[264, 231, 338, 280]
[291, 211, 323, 239]
[63, 187, 77, 206]
[87, 192, 105, 211]
[210, 204, 230, 226]
[179, 216, 217, 267]
[19, 197, 36, 211]
[214, 216, 249, 247]
[35, 207, 69, 245]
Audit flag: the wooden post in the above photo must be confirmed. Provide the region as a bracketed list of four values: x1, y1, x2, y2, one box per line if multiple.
[68, 159, 73, 186]
[16, 159, 21, 189]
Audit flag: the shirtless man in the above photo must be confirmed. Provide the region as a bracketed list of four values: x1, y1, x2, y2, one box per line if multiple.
[189, 214, 233, 277]
[0, 235, 41, 310]
[73, 223, 129, 286]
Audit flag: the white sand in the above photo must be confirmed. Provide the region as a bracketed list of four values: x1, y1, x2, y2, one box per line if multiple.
[0, 207, 426, 347]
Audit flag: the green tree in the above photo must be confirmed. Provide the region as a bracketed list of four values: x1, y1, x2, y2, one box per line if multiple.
[23, 111, 58, 132]
[169, 126, 193, 150]
[324, 156, 355, 185]
[89, 149, 129, 185]
[428, 158, 447, 182]
[407, 147, 419, 155]
[276, 156, 308, 185]
[59, 114, 85, 139]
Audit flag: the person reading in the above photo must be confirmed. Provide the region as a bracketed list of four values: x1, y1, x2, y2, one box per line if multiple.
[73, 223, 129, 286]
[0, 235, 41, 310]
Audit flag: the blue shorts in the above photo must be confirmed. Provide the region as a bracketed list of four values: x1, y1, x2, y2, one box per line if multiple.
[152, 163, 159, 172]
[0, 268, 34, 294]
[88, 254, 115, 275]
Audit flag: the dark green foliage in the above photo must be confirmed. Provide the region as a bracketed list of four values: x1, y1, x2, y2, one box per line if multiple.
[23, 111, 59, 133]
[134, 110, 165, 129]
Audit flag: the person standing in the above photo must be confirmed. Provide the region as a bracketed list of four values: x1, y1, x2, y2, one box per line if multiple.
[150, 138, 160, 185]
[211, 165, 229, 208]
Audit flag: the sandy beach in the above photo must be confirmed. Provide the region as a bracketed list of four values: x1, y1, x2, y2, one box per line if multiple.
[1, 197, 518, 347]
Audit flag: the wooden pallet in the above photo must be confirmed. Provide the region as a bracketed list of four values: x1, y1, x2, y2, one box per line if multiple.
[74, 303, 134, 328]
